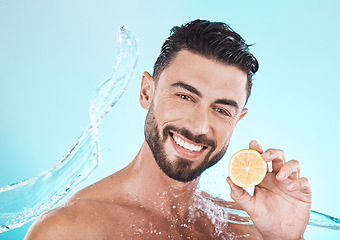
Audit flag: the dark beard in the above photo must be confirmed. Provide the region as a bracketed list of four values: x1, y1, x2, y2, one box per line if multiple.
[144, 105, 228, 182]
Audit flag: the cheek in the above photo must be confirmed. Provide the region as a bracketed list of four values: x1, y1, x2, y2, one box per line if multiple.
[216, 121, 237, 145]
[154, 99, 188, 123]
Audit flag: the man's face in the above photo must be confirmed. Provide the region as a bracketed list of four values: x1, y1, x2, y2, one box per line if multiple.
[143, 50, 248, 182]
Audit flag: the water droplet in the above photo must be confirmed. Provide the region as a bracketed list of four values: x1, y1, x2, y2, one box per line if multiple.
[0, 27, 138, 233]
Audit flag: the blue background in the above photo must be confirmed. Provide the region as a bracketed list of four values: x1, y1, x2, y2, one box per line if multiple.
[1, 0, 340, 239]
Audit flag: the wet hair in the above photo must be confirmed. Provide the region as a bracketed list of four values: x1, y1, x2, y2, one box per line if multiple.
[153, 19, 259, 103]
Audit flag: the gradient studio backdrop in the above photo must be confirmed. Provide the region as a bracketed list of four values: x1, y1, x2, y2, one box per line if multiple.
[1, 0, 340, 239]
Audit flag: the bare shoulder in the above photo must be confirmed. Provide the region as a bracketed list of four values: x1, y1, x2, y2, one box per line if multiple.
[25, 198, 107, 240]
[25, 174, 129, 240]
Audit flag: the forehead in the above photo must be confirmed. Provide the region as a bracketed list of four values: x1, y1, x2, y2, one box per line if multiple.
[157, 50, 248, 107]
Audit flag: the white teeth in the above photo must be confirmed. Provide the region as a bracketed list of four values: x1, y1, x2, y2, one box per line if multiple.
[194, 145, 203, 152]
[172, 134, 203, 152]
[179, 139, 184, 147]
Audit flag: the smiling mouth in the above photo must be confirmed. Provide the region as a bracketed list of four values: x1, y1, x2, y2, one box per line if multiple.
[169, 132, 207, 153]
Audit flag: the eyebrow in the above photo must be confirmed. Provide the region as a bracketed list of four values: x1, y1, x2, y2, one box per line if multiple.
[170, 81, 239, 110]
[215, 99, 239, 111]
[170, 82, 202, 97]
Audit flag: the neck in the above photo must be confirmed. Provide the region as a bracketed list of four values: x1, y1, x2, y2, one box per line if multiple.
[124, 140, 200, 222]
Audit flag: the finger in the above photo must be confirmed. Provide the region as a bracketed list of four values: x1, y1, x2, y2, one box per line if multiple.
[249, 140, 263, 154]
[227, 177, 254, 214]
[286, 177, 311, 194]
[261, 148, 286, 172]
[276, 160, 300, 181]
[249, 140, 269, 172]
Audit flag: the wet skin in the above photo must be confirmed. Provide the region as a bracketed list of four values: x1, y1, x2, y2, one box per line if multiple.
[25, 50, 311, 240]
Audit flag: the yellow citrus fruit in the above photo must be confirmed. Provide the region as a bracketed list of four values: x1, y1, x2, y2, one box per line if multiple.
[229, 149, 267, 188]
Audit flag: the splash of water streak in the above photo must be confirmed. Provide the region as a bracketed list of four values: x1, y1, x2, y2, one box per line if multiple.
[308, 210, 340, 230]
[0, 26, 138, 233]
[201, 178, 340, 231]
[222, 202, 340, 230]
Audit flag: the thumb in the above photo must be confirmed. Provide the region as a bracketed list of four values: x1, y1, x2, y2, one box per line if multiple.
[227, 177, 254, 214]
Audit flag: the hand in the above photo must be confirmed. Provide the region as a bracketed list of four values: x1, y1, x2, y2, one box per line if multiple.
[227, 140, 312, 240]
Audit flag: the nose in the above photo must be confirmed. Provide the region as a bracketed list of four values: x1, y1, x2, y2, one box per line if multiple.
[188, 106, 211, 135]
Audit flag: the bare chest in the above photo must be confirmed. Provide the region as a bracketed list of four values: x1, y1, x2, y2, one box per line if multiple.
[101, 206, 253, 239]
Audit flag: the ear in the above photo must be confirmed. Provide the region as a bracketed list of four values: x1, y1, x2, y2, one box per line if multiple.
[237, 108, 248, 123]
[140, 71, 155, 110]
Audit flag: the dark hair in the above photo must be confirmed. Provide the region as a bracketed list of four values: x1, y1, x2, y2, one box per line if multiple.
[153, 19, 259, 103]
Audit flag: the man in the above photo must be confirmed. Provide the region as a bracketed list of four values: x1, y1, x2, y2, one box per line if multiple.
[25, 19, 312, 239]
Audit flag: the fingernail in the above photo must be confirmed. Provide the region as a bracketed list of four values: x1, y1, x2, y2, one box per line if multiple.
[226, 178, 233, 189]
[277, 171, 286, 179]
[287, 184, 294, 191]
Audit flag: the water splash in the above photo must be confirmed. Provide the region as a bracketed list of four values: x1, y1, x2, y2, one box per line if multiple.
[308, 210, 340, 230]
[203, 195, 340, 231]
[0, 26, 138, 233]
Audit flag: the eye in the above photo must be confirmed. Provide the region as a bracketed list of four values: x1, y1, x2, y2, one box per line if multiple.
[214, 107, 231, 117]
[177, 94, 192, 101]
